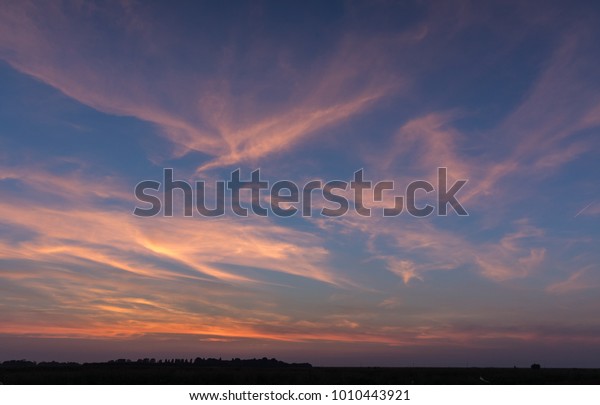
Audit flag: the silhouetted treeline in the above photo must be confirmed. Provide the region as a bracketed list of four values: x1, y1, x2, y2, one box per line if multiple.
[1, 360, 599, 385]
[0, 357, 311, 369]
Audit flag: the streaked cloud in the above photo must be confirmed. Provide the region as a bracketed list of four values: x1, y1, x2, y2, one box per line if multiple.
[0, 1, 410, 171]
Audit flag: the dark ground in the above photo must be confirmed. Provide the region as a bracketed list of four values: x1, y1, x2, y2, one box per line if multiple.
[1, 360, 599, 384]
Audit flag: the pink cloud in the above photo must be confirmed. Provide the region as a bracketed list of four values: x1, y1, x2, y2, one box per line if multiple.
[546, 265, 598, 294]
[0, 2, 412, 170]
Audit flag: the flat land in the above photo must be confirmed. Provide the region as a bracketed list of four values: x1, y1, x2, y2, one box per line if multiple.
[1, 364, 599, 384]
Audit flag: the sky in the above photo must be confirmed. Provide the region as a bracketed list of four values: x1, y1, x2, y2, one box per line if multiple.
[0, 0, 599, 367]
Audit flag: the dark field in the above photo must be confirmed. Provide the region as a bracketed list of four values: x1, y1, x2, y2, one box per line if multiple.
[1, 361, 599, 384]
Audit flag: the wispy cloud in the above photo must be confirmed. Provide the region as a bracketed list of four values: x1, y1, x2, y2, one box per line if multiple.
[0, 1, 414, 171]
[546, 265, 598, 294]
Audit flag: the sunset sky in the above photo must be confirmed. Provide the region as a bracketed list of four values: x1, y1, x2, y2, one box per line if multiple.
[0, 1, 599, 367]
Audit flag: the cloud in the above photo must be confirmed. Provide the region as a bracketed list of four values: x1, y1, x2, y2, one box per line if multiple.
[546, 265, 598, 294]
[364, 22, 600, 217]
[0, 165, 358, 343]
[0, 164, 344, 287]
[385, 258, 422, 284]
[0, 1, 410, 171]
[322, 212, 547, 284]
[384, 111, 472, 181]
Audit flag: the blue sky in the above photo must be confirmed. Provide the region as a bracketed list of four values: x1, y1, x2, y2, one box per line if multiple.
[0, 0, 599, 366]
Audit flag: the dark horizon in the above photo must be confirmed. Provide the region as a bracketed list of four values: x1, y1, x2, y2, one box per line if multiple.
[2, 335, 600, 369]
[2, 357, 599, 385]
